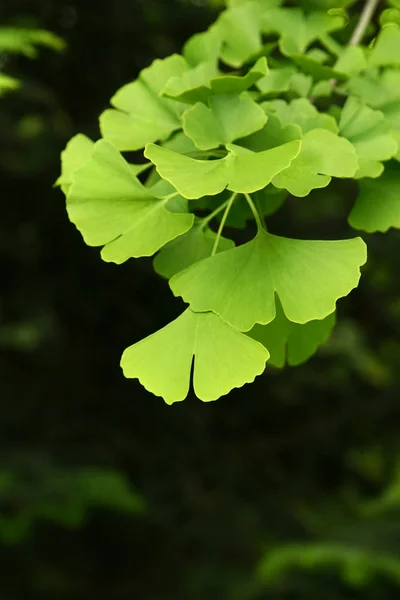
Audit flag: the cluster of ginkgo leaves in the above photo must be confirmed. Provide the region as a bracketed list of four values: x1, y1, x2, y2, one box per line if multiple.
[57, 0, 400, 404]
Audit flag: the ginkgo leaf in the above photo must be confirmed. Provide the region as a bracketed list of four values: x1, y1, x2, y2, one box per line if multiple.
[288, 54, 348, 81]
[145, 140, 301, 198]
[369, 24, 400, 67]
[272, 129, 358, 197]
[263, 98, 338, 134]
[99, 54, 187, 151]
[154, 221, 235, 279]
[334, 46, 368, 76]
[170, 229, 366, 331]
[67, 140, 193, 263]
[339, 97, 398, 179]
[55, 134, 94, 195]
[121, 309, 269, 403]
[162, 57, 268, 104]
[182, 93, 266, 150]
[183, 26, 221, 67]
[215, 2, 263, 67]
[262, 7, 344, 55]
[239, 113, 301, 152]
[256, 67, 296, 95]
[250, 300, 336, 367]
[349, 165, 400, 232]
[347, 69, 400, 162]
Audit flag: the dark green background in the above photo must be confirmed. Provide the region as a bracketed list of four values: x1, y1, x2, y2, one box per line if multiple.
[1, 1, 400, 598]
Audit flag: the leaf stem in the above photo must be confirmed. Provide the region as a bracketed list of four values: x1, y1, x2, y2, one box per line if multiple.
[349, 0, 380, 46]
[244, 193, 264, 231]
[211, 193, 237, 256]
[201, 198, 231, 229]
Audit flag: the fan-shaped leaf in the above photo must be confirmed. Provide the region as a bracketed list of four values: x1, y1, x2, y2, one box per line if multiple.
[99, 55, 187, 150]
[339, 97, 398, 179]
[56, 134, 94, 195]
[272, 129, 358, 197]
[145, 140, 301, 198]
[216, 2, 263, 67]
[170, 229, 366, 331]
[349, 165, 400, 232]
[263, 98, 338, 134]
[369, 24, 400, 67]
[67, 141, 193, 263]
[182, 93, 266, 150]
[121, 309, 269, 403]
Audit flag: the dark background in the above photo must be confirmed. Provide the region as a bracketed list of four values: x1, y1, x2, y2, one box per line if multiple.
[1, 1, 400, 598]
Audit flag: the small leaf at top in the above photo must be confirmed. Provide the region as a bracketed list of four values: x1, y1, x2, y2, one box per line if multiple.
[334, 46, 368, 76]
[56, 134, 94, 195]
[99, 54, 187, 151]
[272, 129, 358, 197]
[339, 96, 398, 179]
[67, 141, 194, 263]
[369, 24, 400, 67]
[145, 140, 301, 198]
[349, 164, 400, 232]
[182, 93, 267, 150]
[216, 3, 263, 67]
[170, 229, 366, 331]
[162, 57, 268, 105]
[121, 308, 269, 403]
[183, 26, 222, 67]
[250, 300, 336, 367]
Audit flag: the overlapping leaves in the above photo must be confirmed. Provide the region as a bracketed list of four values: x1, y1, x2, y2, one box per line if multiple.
[57, 0, 395, 404]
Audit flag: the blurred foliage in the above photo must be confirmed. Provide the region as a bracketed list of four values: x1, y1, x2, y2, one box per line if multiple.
[0, 0, 400, 599]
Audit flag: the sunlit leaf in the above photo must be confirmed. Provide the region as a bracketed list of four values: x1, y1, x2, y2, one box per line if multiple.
[216, 2, 263, 67]
[170, 229, 366, 331]
[145, 139, 301, 198]
[162, 57, 268, 104]
[272, 129, 358, 196]
[55, 134, 94, 195]
[121, 309, 269, 403]
[67, 141, 193, 263]
[99, 55, 187, 150]
[182, 93, 266, 150]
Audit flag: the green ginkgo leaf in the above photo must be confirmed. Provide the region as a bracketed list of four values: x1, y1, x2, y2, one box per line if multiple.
[99, 55, 187, 150]
[183, 26, 222, 67]
[272, 129, 358, 197]
[334, 46, 368, 76]
[239, 113, 302, 152]
[250, 300, 336, 367]
[256, 67, 296, 95]
[349, 165, 400, 232]
[154, 221, 235, 279]
[67, 140, 193, 263]
[145, 140, 301, 198]
[182, 93, 267, 150]
[262, 8, 344, 55]
[121, 309, 269, 403]
[339, 97, 398, 179]
[263, 98, 338, 134]
[216, 2, 263, 67]
[170, 229, 366, 331]
[162, 57, 268, 104]
[288, 54, 348, 81]
[55, 134, 94, 195]
[347, 69, 400, 162]
[369, 24, 400, 67]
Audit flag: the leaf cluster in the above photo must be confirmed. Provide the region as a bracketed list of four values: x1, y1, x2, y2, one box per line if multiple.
[58, 0, 400, 403]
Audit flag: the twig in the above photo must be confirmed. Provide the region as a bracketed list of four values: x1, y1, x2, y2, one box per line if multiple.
[349, 0, 381, 46]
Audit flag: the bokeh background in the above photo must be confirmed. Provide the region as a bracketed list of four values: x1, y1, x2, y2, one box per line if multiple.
[1, 1, 400, 598]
